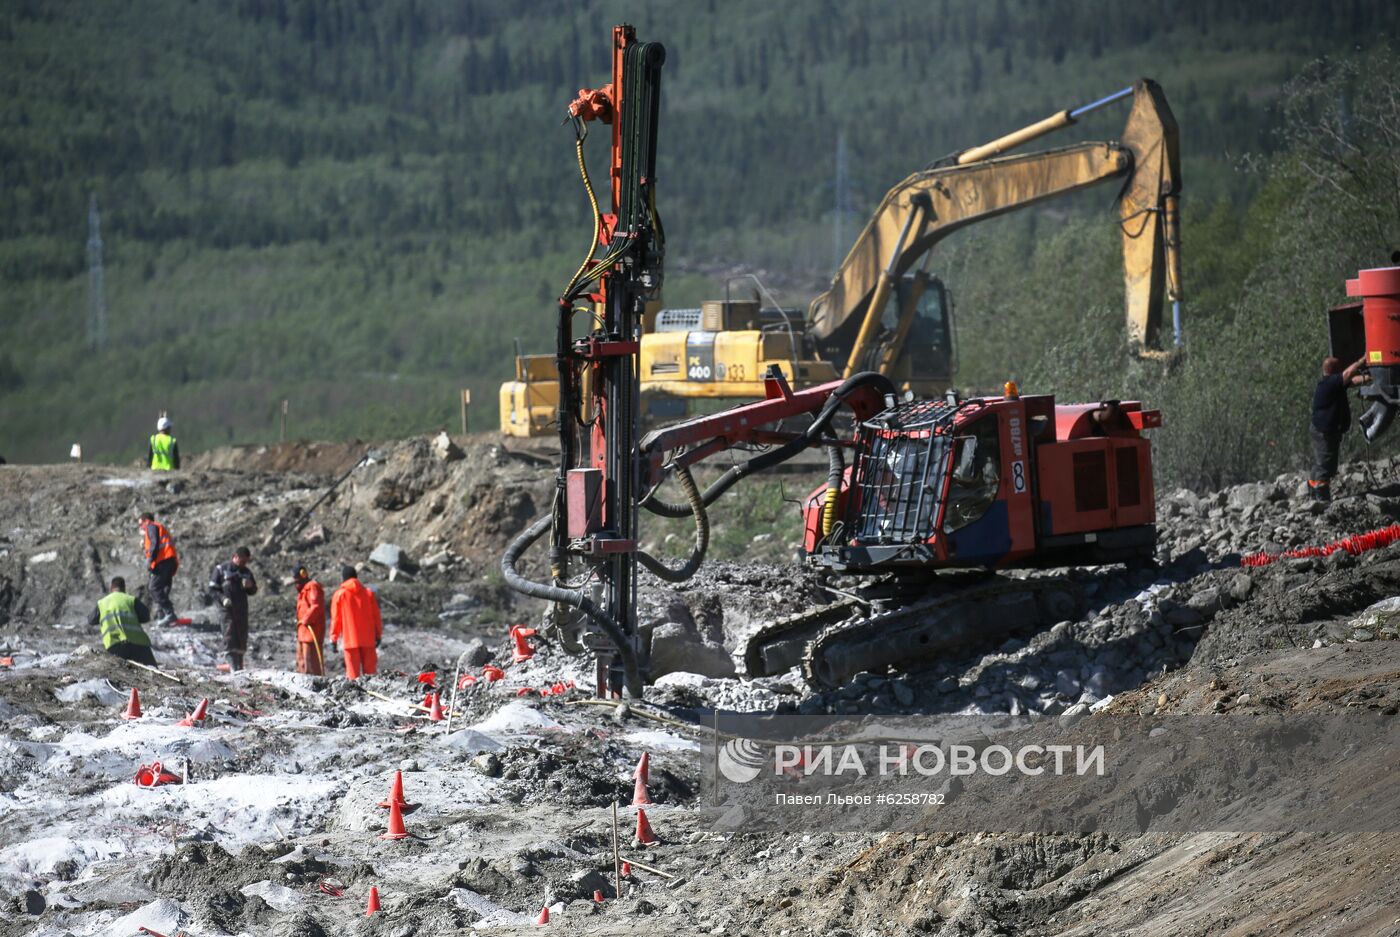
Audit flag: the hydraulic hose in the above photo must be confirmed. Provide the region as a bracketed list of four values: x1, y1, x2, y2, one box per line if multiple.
[640, 370, 895, 518]
[821, 438, 844, 537]
[501, 514, 642, 696]
[637, 463, 709, 582]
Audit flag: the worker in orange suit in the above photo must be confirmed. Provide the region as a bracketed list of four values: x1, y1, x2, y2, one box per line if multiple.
[329, 565, 382, 680]
[138, 511, 179, 625]
[291, 565, 326, 675]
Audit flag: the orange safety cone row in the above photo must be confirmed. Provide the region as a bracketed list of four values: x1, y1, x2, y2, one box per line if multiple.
[121, 687, 143, 720]
[176, 697, 209, 727]
[380, 797, 409, 840]
[365, 885, 381, 915]
[510, 625, 538, 663]
[535, 904, 550, 925]
[634, 808, 660, 847]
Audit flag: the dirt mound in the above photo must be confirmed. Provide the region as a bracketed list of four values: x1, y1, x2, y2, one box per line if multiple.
[189, 440, 375, 476]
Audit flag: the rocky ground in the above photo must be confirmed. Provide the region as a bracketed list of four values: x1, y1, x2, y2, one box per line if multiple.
[2, 439, 1399, 935]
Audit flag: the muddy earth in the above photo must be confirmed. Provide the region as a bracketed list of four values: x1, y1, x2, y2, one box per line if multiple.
[2, 439, 1399, 935]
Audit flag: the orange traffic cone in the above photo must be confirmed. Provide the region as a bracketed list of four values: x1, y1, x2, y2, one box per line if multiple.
[365, 885, 381, 915]
[621, 861, 632, 877]
[427, 692, 445, 722]
[177, 697, 209, 727]
[121, 687, 143, 720]
[378, 770, 418, 811]
[632, 753, 651, 806]
[634, 808, 660, 847]
[535, 904, 550, 925]
[380, 797, 409, 840]
[482, 665, 505, 683]
[593, 889, 604, 904]
[511, 625, 537, 663]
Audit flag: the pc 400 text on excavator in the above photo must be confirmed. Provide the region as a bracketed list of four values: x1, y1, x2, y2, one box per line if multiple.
[503, 25, 1173, 697]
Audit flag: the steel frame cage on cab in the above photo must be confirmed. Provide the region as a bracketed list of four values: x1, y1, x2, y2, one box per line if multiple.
[804, 393, 1161, 573]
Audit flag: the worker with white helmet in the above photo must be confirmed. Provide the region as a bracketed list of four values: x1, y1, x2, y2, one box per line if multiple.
[148, 416, 180, 471]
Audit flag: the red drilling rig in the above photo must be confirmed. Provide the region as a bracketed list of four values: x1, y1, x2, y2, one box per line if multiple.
[503, 25, 1167, 696]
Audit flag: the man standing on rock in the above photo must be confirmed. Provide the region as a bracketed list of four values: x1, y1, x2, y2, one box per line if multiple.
[292, 565, 326, 675]
[148, 416, 180, 471]
[1310, 354, 1368, 502]
[88, 577, 157, 666]
[138, 511, 179, 625]
[329, 565, 382, 680]
[209, 546, 257, 671]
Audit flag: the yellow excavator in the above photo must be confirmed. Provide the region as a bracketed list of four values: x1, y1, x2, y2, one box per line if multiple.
[499, 79, 1181, 437]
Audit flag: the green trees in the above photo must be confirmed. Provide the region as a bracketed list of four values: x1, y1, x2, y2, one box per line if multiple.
[0, 0, 1395, 474]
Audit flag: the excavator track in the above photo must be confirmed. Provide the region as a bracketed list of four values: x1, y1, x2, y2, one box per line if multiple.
[799, 577, 1084, 691]
[741, 598, 860, 678]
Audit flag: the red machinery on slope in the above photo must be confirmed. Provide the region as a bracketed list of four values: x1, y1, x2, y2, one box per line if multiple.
[1328, 261, 1400, 442]
[503, 26, 1166, 696]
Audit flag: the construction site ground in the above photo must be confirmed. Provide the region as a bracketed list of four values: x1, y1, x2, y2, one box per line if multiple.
[3, 437, 1400, 936]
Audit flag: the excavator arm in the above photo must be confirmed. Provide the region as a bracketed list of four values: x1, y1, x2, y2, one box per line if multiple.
[812, 79, 1182, 371]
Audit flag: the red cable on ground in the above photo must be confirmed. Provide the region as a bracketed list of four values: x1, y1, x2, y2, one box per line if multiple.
[1241, 523, 1400, 567]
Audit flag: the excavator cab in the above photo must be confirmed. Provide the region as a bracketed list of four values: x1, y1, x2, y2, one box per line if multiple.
[876, 273, 955, 394]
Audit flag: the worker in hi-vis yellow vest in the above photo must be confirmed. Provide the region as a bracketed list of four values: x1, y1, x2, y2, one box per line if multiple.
[87, 576, 157, 666]
[148, 416, 180, 471]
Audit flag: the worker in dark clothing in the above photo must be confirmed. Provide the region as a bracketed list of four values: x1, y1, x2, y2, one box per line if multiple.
[149, 417, 180, 471]
[138, 511, 179, 625]
[87, 577, 157, 666]
[209, 546, 257, 671]
[1089, 399, 1133, 436]
[1310, 354, 1369, 501]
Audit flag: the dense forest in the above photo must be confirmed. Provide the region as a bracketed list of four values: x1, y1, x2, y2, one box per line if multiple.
[1, 0, 1397, 484]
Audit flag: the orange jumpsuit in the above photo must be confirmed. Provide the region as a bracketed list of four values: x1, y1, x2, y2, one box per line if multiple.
[329, 578, 382, 679]
[294, 580, 326, 675]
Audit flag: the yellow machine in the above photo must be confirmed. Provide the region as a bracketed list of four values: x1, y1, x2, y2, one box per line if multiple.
[500, 79, 1181, 437]
[499, 352, 557, 438]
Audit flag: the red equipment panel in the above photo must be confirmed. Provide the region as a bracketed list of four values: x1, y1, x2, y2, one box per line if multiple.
[1035, 436, 1154, 535]
[997, 401, 1038, 564]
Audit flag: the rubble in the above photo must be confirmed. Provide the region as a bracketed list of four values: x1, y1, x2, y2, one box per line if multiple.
[368, 543, 412, 571]
[2, 445, 1400, 935]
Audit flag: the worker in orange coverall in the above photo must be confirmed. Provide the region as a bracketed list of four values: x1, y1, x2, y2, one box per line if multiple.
[291, 565, 326, 675]
[329, 565, 382, 680]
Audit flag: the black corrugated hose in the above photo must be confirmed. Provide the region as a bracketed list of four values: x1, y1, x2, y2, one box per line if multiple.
[636, 463, 708, 582]
[639, 370, 894, 518]
[501, 514, 642, 696]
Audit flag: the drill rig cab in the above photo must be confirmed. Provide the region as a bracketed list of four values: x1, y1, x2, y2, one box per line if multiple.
[804, 394, 1158, 572]
[757, 388, 1162, 689]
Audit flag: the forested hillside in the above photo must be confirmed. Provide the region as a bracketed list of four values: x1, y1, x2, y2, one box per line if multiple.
[1, 0, 1396, 477]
